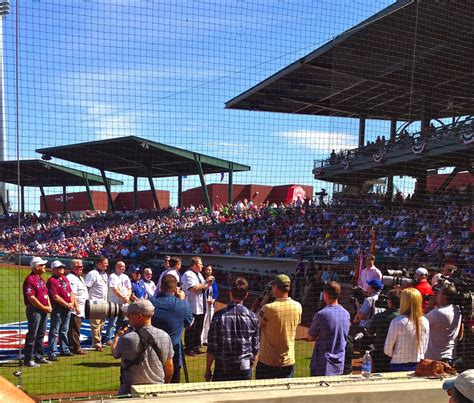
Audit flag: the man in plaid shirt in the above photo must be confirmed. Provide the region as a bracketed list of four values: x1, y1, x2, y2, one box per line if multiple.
[205, 277, 259, 381]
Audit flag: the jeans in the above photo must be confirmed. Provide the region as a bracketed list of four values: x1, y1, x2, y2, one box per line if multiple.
[48, 308, 72, 356]
[255, 361, 295, 379]
[24, 306, 48, 362]
[213, 361, 252, 381]
[390, 362, 418, 372]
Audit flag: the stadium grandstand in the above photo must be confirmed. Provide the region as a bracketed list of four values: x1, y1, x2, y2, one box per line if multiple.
[0, 1, 472, 402]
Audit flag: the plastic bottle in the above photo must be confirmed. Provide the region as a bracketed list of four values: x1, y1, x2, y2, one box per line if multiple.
[361, 350, 372, 378]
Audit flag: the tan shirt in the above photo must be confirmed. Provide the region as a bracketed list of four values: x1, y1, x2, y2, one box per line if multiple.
[258, 297, 302, 367]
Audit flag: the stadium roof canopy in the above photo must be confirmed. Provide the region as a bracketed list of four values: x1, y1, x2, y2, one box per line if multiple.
[0, 159, 122, 214]
[37, 136, 251, 211]
[0, 159, 122, 187]
[226, 0, 474, 121]
[37, 136, 250, 178]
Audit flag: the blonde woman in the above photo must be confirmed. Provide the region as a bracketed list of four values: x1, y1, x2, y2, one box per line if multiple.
[384, 287, 429, 371]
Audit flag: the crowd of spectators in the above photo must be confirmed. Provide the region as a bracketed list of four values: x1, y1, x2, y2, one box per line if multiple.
[0, 190, 472, 270]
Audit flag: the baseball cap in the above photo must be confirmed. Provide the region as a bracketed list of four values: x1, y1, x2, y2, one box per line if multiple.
[442, 369, 474, 401]
[131, 267, 142, 274]
[51, 260, 66, 270]
[30, 257, 48, 268]
[415, 267, 428, 276]
[122, 299, 154, 317]
[366, 278, 383, 290]
[271, 274, 291, 288]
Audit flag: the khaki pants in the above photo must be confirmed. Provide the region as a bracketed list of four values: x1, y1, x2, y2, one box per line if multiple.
[89, 318, 105, 347]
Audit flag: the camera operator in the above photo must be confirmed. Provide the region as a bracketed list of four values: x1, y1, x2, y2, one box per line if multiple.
[112, 299, 174, 395]
[414, 267, 434, 312]
[425, 284, 462, 363]
[354, 279, 382, 329]
[431, 263, 456, 287]
[251, 282, 275, 314]
[366, 289, 400, 372]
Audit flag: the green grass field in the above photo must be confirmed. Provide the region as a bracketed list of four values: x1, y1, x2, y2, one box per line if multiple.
[0, 266, 28, 323]
[0, 266, 315, 398]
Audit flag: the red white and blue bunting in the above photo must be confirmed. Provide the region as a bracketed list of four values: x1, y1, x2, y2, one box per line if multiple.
[461, 132, 474, 144]
[412, 141, 426, 154]
[313, 167, 323, 176]
[341, 159, 351, 170]
[373, 151, 385, 163]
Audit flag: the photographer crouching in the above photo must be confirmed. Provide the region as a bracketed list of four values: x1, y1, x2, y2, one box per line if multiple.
[112, 299, 174, 395]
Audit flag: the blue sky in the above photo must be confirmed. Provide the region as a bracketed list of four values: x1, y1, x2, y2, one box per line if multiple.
[2, 0, 405, 210]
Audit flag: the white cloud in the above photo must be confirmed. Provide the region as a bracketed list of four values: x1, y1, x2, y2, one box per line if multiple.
[276, 130, 356, 152]
[206, 142, 248, 149]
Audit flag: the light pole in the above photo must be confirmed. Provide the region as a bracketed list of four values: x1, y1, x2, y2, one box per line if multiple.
[0, 1, 9, 213]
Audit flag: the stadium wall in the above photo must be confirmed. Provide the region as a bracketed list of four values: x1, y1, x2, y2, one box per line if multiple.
[181, 184, 313, 207]
[39, 190, 169, 213]
[425, 171, 474, 192]
[39, 190, 117, 213]
[114, 190, 170, 210]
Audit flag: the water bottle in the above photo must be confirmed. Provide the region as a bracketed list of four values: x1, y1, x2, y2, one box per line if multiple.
[361, 350, 372, 378]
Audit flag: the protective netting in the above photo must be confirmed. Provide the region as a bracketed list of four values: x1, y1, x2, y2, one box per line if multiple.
[0, 0, 472, 401]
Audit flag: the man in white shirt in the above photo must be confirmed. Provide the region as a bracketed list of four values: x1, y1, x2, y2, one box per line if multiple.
[67, 259, 88, 355]
[157, 257, 182, 292]
[85, 256, 109, 351]
[358, 254, 382, 291]
[181, 256, 213, 355]
[425, 284, 462, 362]
[105, 261, 131, 345]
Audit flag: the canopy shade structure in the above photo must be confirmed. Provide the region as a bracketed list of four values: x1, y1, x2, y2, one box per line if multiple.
[37, 136, 250, 178]
[0, 159, 122, 215]
[37, 136, 251, 211]
[226, 0, 474, 121]
[0, 159, 123, 187]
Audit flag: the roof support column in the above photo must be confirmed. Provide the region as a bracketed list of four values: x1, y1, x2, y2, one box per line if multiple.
[84, 179, 95, 211]
[62, 186, 67, 213]
[390, 119, 397, 142]
[177, 176, 183, 208]
[148, 177, 160, 210]
[0, 192, 7, 215]
[416, 171, 427, 201]
[20, 185, 25, 216]
[358, 116, 366, 148]
[228, 166, 233, 204]
[435, 167, 460, 196]
[133, 177, 138, 211]
[100, 169, 115, 212]
[421, 117, 431, 139]
[386, 119, 397, 201]
[39, 186, 49, 216]
[194, 155, 211, 212]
